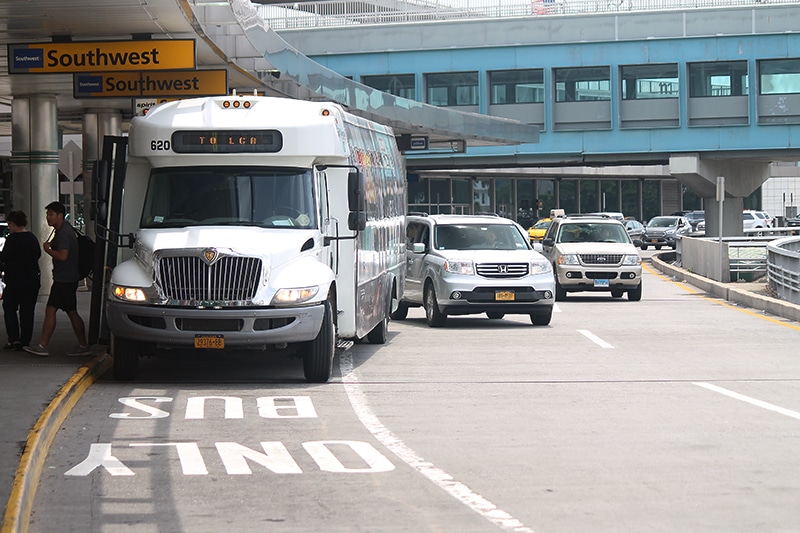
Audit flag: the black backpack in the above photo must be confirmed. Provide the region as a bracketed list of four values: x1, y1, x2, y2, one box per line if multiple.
[75, 229, 96, 280]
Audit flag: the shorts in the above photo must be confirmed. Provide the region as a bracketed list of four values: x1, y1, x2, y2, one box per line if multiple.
[46, 281, 79, 312]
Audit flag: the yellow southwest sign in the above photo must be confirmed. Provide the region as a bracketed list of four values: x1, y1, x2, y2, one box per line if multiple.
[74, 70, 228, 98]
[8, 40, 195, 73]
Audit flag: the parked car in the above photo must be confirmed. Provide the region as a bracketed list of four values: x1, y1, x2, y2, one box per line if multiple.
[684, 210, 705, 232]
[642, 215, 691, 250]
[541, 215, 643, 301]
[393, 214, 556, 327]
[623, 219, 645, 240]
[527, 217, 552, 243]
[743, 209, 769, 231]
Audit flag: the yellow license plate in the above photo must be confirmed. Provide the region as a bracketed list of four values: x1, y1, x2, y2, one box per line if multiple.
[495, 290, 515, 301]
[194, 334, 224, 349]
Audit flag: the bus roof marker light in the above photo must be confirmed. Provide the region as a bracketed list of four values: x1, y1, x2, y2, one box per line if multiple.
[223, 101, 230, 108]
[321, 109, 331, 116]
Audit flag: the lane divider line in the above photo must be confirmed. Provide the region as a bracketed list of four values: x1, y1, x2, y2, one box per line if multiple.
[694, 382, 800, 421]
[577, 329, 614, 349]
[339, 352, 535, 533]
[1, 354, 111, 533]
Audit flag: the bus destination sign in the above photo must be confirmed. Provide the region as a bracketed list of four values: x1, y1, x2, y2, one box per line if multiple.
[171, 130, 284, 153]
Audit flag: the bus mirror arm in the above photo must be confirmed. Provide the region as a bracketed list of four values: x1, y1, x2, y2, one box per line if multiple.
[95, 223, 136, 249]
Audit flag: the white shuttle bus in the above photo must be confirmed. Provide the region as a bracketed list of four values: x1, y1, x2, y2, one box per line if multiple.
[105, 95, 406, 382]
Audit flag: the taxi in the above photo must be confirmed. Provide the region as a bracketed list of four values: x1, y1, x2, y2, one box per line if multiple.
[527, 218, 552, 243]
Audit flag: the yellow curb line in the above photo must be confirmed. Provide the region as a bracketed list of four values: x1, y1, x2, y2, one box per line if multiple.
[1, 353, 111, 533]
[644, 261, 800, 332]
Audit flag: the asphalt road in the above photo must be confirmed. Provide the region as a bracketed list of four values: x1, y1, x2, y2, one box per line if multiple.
[29, 260, 800, 532]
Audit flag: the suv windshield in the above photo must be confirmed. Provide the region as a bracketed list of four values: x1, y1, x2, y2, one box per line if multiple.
[140, 166, 317, 229]
[434, 223, 529, 250]
[647, 216, 679, 228]
[556, 222, 629, 244]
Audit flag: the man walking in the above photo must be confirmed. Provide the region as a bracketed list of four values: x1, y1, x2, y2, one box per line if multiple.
[24, 201, 91, 357]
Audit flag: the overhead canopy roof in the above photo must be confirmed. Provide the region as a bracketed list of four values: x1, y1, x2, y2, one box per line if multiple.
[0, 0, 539, 148]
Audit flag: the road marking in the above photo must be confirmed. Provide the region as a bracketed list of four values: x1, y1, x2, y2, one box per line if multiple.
[642, 262, 800, 332]
[694, 382, 800, 421]
[577, 329, 614, 349]
[339, 352, 535, 533]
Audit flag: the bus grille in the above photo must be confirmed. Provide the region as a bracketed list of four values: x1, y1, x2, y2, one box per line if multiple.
[156, 255, 262, 302]
[476, 262, 529, 278]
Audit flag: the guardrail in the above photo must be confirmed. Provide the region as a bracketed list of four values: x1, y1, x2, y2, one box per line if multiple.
[257, 0, 800, 29]
[767, 236, 800, 305]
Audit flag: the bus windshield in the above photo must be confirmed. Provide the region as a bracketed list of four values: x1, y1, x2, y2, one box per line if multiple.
[140, 166, 317, 229]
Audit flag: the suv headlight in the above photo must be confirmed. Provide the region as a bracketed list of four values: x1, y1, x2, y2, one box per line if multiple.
[531, 260, 552, 275]
[622, 254, 641, 266]
[444, 260, 475, 275]
[557, 254, 579, 266]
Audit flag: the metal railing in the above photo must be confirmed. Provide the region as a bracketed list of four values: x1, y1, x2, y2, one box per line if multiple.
[767, 236, 800, 305]
[257, 0, 799, 30]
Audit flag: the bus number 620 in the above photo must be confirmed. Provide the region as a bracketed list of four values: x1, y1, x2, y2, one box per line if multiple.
[151, 140, 171, 151]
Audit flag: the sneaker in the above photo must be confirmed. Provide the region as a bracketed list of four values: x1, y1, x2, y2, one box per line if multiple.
[66, 345, 92, 357]
[24, 344, 49, 357]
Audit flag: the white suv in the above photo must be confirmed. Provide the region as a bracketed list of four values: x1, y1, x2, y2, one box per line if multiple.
[541, 215, 643, 301]
[393, 214, 556, 326]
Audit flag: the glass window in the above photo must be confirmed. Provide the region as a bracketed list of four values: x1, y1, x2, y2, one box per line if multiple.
[601, 180, 620, 212]
[759, 59, 800, 95]
[489, 69, 544, 104]
[537, 179, 555, 217]
[689, 61, 748, 97]
[516, 180, 535, 228]
[580, 180, 598, 212]
[642, 180, 661, 222]
[496, 179, 513, 218]
[559, 179, 578, 213]
[361, 74, 416, 100]
[621, 64, 678, 100]
[621, 180, 640, 220]
[425, 72, 479, 106]
[430, 179, 450, 214]
[452, 178, 471, 214]
[555, 67, 610, 102]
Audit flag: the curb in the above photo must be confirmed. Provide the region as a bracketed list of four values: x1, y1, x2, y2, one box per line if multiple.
[650, 253, 800, 323]
[1, 353, 111, 533]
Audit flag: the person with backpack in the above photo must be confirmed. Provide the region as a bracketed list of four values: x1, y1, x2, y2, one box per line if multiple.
[24, 201, 91, 357]
[0, 211, 41, 351]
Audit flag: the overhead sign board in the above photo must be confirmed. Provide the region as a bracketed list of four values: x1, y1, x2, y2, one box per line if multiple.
[74, 70, 227, 98]
[133, 98, 181, 116]
[8, 40, 195, 74]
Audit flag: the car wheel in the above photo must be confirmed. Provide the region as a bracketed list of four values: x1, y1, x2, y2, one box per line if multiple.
[530, 310, 552, 326]
[555, 277, 567, 301]
[486, 311, 505, 319]
[424, 284, 447, 327]
[640, 244, 648, 250]
[367, 313, 389, 344]
[628, 283, 643, 301]
[390, 301, 408, 320]
[611, 289, 624, 298]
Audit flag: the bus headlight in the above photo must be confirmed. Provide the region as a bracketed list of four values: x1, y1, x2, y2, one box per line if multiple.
[111, 285, 148, 302]
[272, 286, 319, 305]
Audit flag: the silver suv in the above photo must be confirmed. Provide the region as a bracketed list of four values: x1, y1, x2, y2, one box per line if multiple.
[541, 215, 642, 301]
[392, 214, 556, 326]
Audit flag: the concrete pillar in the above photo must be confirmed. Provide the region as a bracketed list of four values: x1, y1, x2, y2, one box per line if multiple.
[82, 109, 122, 240]
[10, 95, 60, 296]
[669, 153, 770, 237]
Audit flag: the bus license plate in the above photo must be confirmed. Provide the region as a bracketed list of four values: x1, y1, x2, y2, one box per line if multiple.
[594, 279, 610, 288]
[194, 334, 224, 349]
[495, 290, 515, 301]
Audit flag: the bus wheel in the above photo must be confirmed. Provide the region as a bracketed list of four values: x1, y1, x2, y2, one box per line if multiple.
[367, 313, 388, 344]
[304, 300, 335, 383]
[390, 301, 408, 320]
[112, 334, 139, 381]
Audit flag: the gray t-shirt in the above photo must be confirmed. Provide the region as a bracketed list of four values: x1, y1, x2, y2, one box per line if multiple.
[50, 220, 79, 283]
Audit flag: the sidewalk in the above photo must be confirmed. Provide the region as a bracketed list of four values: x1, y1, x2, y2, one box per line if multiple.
[0, 286, 109, 528]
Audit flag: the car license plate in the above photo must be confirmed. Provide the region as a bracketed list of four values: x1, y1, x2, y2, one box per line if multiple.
[594, 279, 610, 288]
[194, 334, 224, 349]
[495, 290, 515, 301]
[650, 238, 658, 243]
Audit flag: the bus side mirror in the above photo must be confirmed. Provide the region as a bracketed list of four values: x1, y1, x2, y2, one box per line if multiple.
[347, 170, 366, 231]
